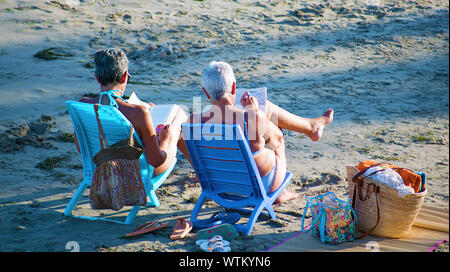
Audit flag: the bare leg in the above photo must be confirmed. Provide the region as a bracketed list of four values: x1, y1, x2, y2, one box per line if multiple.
[266, 101, 334, 141]
[177, 137, 192, 166]
[153, 108, 188, 176]
[268, 130, 299, 203]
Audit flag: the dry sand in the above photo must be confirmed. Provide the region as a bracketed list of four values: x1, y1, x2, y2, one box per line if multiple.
[0, 0, 448, 252]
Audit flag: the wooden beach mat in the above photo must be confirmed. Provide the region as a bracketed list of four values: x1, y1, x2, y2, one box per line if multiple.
[268, 205, 448, 252]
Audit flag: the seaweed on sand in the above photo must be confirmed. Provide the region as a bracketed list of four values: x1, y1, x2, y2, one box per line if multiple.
[34, 47, 74, 60]
[35, 154, 69, 170]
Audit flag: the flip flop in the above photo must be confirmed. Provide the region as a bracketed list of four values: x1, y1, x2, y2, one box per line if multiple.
[197, 236, 231, 252]
[196, 223, 239, 241]
[170, 218, 193, 240]
[193, 211, 241, 230]
[196, 235, 230, 247]
[125, 220, 170, 237]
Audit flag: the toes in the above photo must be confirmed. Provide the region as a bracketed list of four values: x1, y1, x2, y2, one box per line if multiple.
[323, 108, 334, 117]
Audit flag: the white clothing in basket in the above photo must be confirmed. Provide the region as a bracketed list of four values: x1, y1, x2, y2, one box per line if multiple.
[362, 166, 415, 197]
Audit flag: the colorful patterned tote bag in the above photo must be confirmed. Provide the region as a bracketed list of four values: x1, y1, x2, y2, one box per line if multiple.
[301, 191, 357, 244]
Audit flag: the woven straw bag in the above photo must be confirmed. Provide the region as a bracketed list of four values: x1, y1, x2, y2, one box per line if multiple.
[346, 164, 426, 238]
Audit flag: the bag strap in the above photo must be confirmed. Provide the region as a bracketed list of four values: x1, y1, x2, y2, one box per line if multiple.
[94, 104, 138, 149]
[301, 199, 323, 233]
[352, 162, 386, 182]
[94, 104, 109, 149]
[349, 205, 358, 225]
[351, 162, 384, 239]
[300, 199, 312, 232]
[127, 125, 135, 147]
[355, 183, 380, 240]
[319, 210, 326, 243]
[352, 162, 389, 202]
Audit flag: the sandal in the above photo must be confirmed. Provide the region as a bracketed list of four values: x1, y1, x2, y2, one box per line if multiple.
[193, 211, 241, 230]
[197, 235, 231, 252]
[125, 220, 170, 237]
[196, 235, 230, 247]
[170, 218, 193, 240]
[196, 223, 239, 241]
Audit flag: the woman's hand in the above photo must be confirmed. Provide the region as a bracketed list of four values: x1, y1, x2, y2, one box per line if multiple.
[157, 124, 171, 145]
[240, 91, 259, 111]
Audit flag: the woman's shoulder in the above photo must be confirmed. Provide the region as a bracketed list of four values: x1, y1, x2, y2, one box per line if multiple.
[78, 96, 98, 104]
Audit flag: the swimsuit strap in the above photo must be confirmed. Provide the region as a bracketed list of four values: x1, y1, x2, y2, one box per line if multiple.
[243, 111, 263, 155]
[242, 111, 249, 140]
[99, 90, 128, 108]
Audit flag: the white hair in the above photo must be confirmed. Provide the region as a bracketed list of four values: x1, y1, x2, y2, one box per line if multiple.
[201, 61, 236, 100]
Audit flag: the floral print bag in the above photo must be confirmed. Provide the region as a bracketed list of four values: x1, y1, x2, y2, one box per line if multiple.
[90, 104, 147, 211]
[301, 191, 357, 244]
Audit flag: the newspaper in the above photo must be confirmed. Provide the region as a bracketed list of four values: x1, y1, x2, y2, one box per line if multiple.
[234, 87, 267, 113]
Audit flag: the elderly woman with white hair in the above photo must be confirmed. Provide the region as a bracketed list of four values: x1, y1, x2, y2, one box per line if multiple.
[183, 61, 333, 203]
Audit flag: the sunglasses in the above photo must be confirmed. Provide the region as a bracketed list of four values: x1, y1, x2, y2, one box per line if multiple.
[127, 73, 131, 84]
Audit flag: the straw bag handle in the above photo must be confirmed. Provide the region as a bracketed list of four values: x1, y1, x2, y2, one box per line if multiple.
[352, 183, 380, 239]
[351, 162, 386, 183]
[351, 163, 384, 239]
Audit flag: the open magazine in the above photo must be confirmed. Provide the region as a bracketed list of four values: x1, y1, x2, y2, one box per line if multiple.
[234, 87, 267, 113]
[127, 92, 179, 128]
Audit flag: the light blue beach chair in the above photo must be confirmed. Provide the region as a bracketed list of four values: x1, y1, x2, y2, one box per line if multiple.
[64, 101, 176, 224]
[181, 123, 293, 235]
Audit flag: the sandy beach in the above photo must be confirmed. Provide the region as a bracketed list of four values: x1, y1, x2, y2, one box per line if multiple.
[0, 0, 448, 252]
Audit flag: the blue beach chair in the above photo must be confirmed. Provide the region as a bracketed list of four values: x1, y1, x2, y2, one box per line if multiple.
[182, 123, 293, 235]
[64, 101, 176, 224]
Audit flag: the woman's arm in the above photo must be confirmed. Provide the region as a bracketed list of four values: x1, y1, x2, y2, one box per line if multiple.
[240, 91, 282, 150]
[132, 106, 168, 168]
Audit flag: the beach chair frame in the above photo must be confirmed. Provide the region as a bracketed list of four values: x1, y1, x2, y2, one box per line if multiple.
[182, 123, 292, 235]
[64, 101, 176, 224]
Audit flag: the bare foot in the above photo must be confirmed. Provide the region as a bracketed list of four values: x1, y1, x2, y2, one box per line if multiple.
[310, 108, 334, 142]
[275, 190, 300, 203]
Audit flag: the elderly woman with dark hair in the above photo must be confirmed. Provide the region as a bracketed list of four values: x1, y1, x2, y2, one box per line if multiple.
[76, 48, 187, 176]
